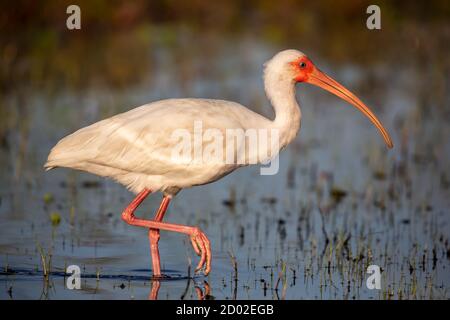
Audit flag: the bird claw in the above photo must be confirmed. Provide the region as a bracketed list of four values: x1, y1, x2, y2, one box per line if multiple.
[189, 228, 211, 275]
[190, 236, 202, 256]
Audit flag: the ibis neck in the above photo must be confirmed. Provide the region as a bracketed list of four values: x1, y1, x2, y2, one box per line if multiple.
[264, 74, 301, 148]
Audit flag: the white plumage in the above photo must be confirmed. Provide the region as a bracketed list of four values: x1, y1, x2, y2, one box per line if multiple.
[45, 98, 277, 195]
[45, 49, 392, 196]
[45, 49, 393, 277]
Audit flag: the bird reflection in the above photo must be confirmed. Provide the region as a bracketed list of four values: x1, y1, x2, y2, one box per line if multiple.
[195, 281, 211, 300]
[148, 279, 211, 300]
[148, 280, 161, 300]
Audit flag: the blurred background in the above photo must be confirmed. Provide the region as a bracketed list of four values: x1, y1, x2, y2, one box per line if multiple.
[0, 1, 449, 299]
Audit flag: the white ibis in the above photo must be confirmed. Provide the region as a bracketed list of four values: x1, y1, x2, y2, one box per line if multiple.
[45, 49, 393, 277]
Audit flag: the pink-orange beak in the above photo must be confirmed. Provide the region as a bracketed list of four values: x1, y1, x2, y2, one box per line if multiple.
[306, 68, 393, 149]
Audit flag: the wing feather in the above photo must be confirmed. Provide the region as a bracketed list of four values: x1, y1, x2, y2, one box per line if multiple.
[45, 99, 264, 180]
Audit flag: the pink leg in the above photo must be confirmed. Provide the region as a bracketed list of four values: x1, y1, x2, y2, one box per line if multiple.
[121, 189, 211, 275]
[149, 197, 170, 277]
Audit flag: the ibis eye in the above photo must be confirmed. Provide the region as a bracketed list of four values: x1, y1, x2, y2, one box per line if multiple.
[299, 62, 307, 69]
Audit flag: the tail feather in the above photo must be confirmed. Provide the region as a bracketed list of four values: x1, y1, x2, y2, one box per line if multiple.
[44, 141, 78, 171]
[44, 163, 54, 171]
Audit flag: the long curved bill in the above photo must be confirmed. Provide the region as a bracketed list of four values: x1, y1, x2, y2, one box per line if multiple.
[307, 68, 393, 149]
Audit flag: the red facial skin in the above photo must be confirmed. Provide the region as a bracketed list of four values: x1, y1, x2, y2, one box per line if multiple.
[290, 56, 315, 82]
[289, 55, 394, 149]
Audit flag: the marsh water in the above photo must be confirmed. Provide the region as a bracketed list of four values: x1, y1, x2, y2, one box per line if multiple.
[0, 34, 449, 300]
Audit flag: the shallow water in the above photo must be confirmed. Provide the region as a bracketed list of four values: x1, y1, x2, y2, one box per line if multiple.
[0, 38, 449, 300]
